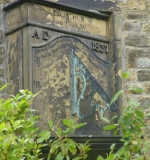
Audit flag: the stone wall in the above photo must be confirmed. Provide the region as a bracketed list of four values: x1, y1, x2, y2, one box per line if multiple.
[0, 1, 6, 96]
[1, 0, 150, 116]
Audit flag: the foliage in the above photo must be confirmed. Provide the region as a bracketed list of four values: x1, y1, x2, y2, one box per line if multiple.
[0, 85, 42, 160]
[98, 72, 150, 160]
[0, 85, 90, 160]
[1, 71, 150, 160]
[39, 119, 90, 160]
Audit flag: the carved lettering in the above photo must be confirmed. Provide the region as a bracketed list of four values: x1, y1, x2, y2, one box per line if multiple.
[47, 9, 88, 32]
[104, 45, 108, 54]
[32, 30, 39, 39]
[42, 31, 50, 40]
[91, 42, 108, 54]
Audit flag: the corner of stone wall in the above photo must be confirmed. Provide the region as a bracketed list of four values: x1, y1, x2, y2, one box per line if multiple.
[0, 1, 8, 97]
[121, 0, 150, 135]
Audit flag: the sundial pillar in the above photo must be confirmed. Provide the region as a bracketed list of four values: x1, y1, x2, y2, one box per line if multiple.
[4, 0, 122, 156]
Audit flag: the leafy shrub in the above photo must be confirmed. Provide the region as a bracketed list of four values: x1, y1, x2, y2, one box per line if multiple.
[0, 85, 90, 160]
[98, 72, 150, 160]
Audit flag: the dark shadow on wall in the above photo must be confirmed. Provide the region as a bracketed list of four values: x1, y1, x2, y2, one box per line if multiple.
[56, 0, 120, 11]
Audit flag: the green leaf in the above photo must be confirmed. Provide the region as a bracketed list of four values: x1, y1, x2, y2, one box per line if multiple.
[83, 154, 88, 159]
[72, 157, 82, 160]
[63, 128, 74, 134]
[110, 143, 115, 151]
[128, 87, 145, 93]
[66, 156, 70, 160]
[113, 129, 118, 136]
[74, 123, 86, 129]
[61, 143, 68, 156]
[0, 122, 6, 132]
[66, 138, 77, 155]
[37, 137, 45, 143]
[55, 152, 64, 160]
[48, 120, 53, 129]
[63, 119, 74, 128]
[114, 147, 124, 158]
[103, 124, 117, 131]
[110, 90, 123, 106]
[68, 145, 77, 155]
[135, 110, 144, 120]
[101, 117, 110, 123]
[56, 128, 62, 137]
[0, 84, 8, 92]
[19, 89, 27, 95]
[39, 130, 50, 141]
[50, 140, 60, 154]
[97, 156, 104, 160]
[111, 116, 117, 122]
[122, 72, 130, 79]
[107, 153, 114, 160]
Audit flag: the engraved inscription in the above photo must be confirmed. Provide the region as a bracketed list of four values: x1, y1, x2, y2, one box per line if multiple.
[42, 31, 50, 40]
[48, 9, 86, 31]
[32, 36, 110, 136]
[92, 42, 108, 54]
[32, 30, 39, 39]
[46, 7, 107, 37]
[32, 30, 50, 40]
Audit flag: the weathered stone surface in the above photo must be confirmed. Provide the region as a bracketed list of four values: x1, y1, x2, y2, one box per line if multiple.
[0, 81, 4, 87]
[137, 70, 150, 81]
[127, 48, 150, 68]
[126, 0, 145, 10]
[0, 30, 3, 44]
[139, 97, 150, 108]
[126, 69, 136, 81]
[113, 13, 123, 40]
[125, 33, 150, 47]
[0, 0, 8, 4]
[0, 47, 4, 64]
[145, 82, 150, 94]
[126, 12, 149, 20]
[136, 58, 150, 69]
[0, 69, 4, 77]
[124, 22, 140, 31]
[141, 23, 150, 32]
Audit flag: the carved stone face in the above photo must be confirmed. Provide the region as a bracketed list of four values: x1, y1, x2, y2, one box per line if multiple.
[32, 36, 111, 136]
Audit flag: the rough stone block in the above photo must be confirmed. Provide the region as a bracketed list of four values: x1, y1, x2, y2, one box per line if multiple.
[0, 47, 4, 64]
[0, 81, 4, 87]
[141, 23, 150, 32]
[0, 0, 11, 4]
[126, 69, 136, 81]
[139, 97, 150, 108]
[124, 22, 140, 31]
[126, 48, 150, 68]
[126, 12, 149, 20]
[0, 69, 4, 77]
[126, 0, 145, 10]
[125, 33, 150, 47]
[0, 30, 3, 44]
[137, 70, 150, 81]
[136, 58, 150, 69]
